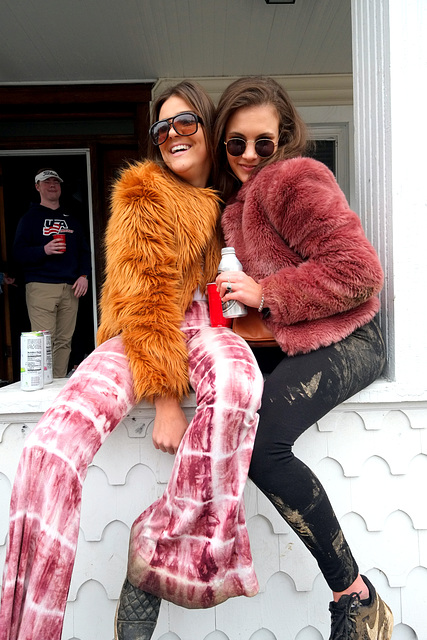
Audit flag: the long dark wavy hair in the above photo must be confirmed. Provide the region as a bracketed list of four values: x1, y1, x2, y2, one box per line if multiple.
[213, 76, 310, 202]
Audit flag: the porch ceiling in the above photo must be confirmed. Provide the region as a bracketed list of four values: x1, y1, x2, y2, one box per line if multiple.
[0, 0, 351, 85]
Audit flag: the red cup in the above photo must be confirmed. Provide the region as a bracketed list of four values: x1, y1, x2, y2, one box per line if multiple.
[53, 233, 66, 252]
[207, 283, 232, 328]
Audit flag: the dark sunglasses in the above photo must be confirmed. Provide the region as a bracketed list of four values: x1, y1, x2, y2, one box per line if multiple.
[224, 137, 277, 158]
[150, 111, 204, 146]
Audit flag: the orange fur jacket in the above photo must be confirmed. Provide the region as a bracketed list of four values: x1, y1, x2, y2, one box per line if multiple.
[97, 160, 222, 402]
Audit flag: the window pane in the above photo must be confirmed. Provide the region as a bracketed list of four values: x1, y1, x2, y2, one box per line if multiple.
[305, 139, 336, 175]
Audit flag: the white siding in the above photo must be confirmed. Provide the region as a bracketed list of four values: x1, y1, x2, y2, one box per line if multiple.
[1, 381, 426, 639]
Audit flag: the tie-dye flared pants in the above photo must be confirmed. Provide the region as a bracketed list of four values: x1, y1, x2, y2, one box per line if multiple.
[0, 301, 263, 640]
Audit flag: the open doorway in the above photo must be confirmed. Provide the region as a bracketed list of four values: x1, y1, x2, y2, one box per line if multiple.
[0, 149, 96, 384]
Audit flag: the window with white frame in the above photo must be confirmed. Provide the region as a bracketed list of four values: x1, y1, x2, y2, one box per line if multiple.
[306, 123, 350, 202]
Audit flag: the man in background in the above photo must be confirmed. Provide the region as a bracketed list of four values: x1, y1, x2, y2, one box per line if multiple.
[13, 168, 91, 377]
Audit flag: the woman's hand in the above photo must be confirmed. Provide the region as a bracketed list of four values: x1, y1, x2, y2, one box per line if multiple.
[216, 270, 263, 309]
[153, 396, 189, 455]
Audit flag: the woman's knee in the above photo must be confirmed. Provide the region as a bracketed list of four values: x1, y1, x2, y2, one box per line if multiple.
[249, 427, 293, 490]
[219, 351, 263, 414]
[249, 445, 277, 491]
[191, 330, 263, 410]
[248, 438, 265, 487]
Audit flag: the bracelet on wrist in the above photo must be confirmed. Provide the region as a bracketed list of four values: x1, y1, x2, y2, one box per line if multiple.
[257, 293, 265, 313]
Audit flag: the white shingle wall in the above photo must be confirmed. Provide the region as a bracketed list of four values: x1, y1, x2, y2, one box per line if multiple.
[0, 382, 426, 639]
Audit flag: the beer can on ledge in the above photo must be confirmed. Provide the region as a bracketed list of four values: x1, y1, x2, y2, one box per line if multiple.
[20, 331, 44, 391]
[218, 247, 248, 319]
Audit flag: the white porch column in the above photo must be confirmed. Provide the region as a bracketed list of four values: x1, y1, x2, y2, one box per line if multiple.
[351, 0, 427, 395]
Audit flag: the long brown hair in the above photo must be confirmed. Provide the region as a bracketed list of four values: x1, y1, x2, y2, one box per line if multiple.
[213, 76, 309, 201]
[148, 80, 216, 181]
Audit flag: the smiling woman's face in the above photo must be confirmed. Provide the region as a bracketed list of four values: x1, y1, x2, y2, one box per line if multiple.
[225, 104, 280, 184]
[158, 95, 211, 188]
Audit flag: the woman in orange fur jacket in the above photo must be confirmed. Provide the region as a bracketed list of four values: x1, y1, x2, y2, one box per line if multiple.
[0, 81, 263, 640]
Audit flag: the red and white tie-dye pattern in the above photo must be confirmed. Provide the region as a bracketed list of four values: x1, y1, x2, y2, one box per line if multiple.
[0, 338, 135, 640]
[0, 302, 263, 640]
[128, 302, 263, 608]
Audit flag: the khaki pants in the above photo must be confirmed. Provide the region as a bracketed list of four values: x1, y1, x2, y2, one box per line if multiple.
[26, 282, 79, 377]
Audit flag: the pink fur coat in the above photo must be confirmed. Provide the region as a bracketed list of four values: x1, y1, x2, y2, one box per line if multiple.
[221, 157, 383, 355]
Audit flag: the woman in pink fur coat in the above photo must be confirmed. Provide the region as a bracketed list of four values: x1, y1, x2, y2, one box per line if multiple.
[213, 76, 393, 640]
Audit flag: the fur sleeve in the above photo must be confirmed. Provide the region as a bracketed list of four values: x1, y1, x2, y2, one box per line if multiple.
[97, 162, 189, 403]
[250, 158, 384, 325]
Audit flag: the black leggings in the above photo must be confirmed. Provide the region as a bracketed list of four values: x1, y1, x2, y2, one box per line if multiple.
[249, 318, 386, 592]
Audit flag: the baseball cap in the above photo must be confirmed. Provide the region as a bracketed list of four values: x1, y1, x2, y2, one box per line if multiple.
[35, 169, 63, 184]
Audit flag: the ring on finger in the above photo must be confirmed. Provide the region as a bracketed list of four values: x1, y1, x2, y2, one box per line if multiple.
[226, 279, 232, 293]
